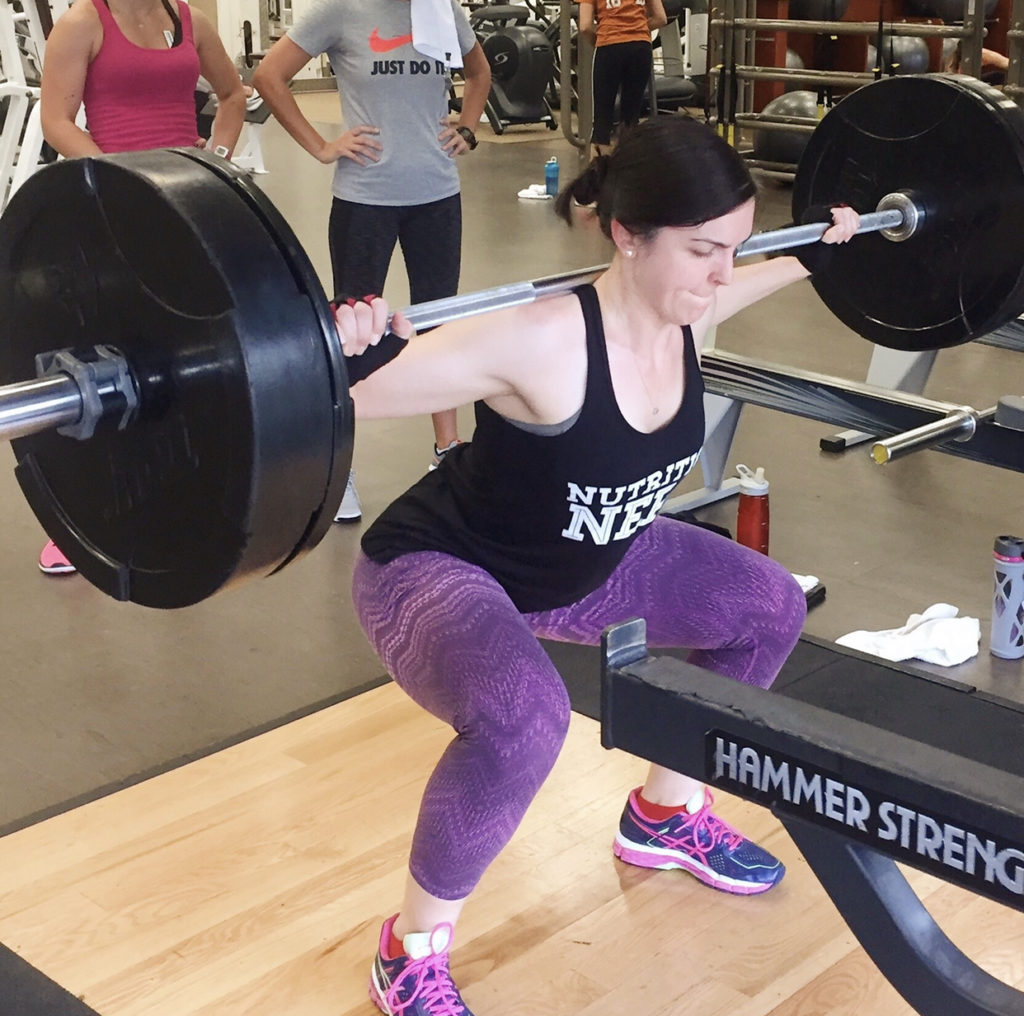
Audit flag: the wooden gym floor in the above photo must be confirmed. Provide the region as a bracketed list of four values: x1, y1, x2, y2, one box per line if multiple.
[3, 681, 1023, 1015]
[0, 101, 1022, 1012]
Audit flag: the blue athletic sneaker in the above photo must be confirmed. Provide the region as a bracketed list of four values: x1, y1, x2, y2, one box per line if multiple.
[369, 915, 475, 1015]
[613, 787, 785, 894]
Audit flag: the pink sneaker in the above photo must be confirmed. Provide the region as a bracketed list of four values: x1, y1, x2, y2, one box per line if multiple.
[369, 915, 474, 1015]
[39, 540, 76, 575]
[613, 787, 785, 894]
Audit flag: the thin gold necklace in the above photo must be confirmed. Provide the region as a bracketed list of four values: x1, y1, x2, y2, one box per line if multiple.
[631, 349, 659, 416]
[114, 1, 159, 26]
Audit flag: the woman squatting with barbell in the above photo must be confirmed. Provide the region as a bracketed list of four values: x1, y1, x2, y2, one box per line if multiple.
[333, 115, 858, 1016]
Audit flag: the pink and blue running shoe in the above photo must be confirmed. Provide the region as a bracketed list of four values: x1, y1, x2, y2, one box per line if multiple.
[613, 787, 785, 894]
[369, 915, 475, 1015]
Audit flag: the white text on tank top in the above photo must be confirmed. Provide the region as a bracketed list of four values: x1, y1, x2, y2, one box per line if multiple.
[561, 451, 702, 543]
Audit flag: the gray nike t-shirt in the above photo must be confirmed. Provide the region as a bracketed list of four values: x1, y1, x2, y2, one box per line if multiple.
[289, 0, 476, 206]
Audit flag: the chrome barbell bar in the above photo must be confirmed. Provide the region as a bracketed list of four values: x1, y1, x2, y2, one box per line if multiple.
[403, 194, 920, 331]
[0, 194, 924, 445]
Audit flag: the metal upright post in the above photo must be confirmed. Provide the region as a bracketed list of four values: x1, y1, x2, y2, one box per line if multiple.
[957, 0, 987, 77]
[743, 0, 756, 125]
[562, 0, 592, 156]
[1006, 0, 1024, 105]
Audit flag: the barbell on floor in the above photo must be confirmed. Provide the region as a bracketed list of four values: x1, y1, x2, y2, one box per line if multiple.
[2, 73, 1023, 608]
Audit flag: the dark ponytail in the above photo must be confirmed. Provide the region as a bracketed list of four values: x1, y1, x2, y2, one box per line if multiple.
[555, 116, 757, 239]
[553, 155, 610, 223]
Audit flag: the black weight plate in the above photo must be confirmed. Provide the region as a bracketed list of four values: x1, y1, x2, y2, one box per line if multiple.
[792, 74, 1024, 351]
[0, 150, 352, 608]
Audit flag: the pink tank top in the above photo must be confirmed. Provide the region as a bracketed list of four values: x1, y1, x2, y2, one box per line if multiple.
[83, 0, 201, 152]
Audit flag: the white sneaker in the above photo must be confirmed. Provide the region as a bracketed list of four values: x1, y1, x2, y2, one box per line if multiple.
[429, 439, 462, 471]
[334, 470, 362, 522]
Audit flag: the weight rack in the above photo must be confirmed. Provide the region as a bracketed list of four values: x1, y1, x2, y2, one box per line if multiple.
[708, 0, 991, 177]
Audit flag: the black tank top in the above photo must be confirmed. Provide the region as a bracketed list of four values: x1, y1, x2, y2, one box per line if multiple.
[361, 284, 705, 612]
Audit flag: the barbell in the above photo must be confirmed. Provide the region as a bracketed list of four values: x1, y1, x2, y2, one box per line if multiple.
[1, 73, 1023, 608]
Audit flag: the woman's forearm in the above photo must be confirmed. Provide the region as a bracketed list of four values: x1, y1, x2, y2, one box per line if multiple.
[41, 117, 103, 158]
[209, 91, 246, 154]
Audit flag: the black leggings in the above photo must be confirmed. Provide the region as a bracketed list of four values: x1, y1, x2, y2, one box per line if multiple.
[591, 40, 653, 146]
[328, 193, 462, 304]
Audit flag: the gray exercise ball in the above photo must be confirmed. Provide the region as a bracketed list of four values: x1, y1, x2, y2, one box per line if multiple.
[867, 35, 931, 75]
[752, 90, 818, 166]
[941, 37, 959, 70]
[785, 48, 805, 91]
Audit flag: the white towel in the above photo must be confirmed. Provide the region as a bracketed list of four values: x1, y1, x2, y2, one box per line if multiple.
[791, 573, 820, 594]
[835, 603, 980, 668]
[517, 183, 552, 200]
[410, 0, 463, 68]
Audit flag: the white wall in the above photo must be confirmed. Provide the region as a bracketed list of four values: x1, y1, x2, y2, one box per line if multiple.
[214, 0, 260, 64]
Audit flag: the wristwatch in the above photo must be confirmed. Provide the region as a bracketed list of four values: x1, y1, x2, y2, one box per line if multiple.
[455, 125, 478, 150]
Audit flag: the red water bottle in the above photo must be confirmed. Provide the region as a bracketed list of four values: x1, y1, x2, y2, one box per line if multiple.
[735, 464, 770, 554]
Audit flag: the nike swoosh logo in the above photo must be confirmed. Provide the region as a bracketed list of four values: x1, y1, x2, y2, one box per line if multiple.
[369, 28, 413, 53]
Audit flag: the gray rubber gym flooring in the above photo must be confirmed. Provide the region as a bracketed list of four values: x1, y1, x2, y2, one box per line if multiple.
[2, 108, 1023, 839]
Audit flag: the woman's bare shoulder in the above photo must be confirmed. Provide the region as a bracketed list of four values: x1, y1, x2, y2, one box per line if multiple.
[62, 0, 102, 29]
[45, 0, 101, 57]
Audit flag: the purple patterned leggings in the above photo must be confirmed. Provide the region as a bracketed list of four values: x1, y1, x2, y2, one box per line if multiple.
[351, 516, 805, 900]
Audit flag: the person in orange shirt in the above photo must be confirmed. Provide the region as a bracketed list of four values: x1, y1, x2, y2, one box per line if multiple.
[579, 0, 668, 156]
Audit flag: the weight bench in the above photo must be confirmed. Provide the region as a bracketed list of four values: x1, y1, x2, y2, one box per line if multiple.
[596, 620, 1024, 1016]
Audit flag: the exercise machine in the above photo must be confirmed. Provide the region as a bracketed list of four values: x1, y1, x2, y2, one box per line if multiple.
[471, 4, 558, 134]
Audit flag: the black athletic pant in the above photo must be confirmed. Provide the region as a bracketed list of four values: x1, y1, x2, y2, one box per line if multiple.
[591, 40, 653, 147]
[328, 193, 462, 307]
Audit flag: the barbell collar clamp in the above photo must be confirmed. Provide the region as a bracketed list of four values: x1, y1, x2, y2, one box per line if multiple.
[870, 406, 987, 464]
[34, 345, 138, 441]
[876, 192, 925, 243]
[0, 345, 139, 444]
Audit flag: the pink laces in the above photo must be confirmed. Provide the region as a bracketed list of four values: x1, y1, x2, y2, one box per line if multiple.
[641, 791, 743, 864]
[683, 797, 744, 861]
[385, 923, 466, 1016]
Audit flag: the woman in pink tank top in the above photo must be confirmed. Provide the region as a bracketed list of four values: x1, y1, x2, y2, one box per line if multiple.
[36, 0, 246, 574]
[41, 0, 245, 157]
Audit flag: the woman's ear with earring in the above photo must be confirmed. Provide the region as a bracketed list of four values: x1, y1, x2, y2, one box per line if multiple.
[610, 219, 638, 260]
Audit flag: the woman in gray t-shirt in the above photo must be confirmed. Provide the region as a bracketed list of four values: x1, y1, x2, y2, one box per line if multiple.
[253, 0, 490, 519]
